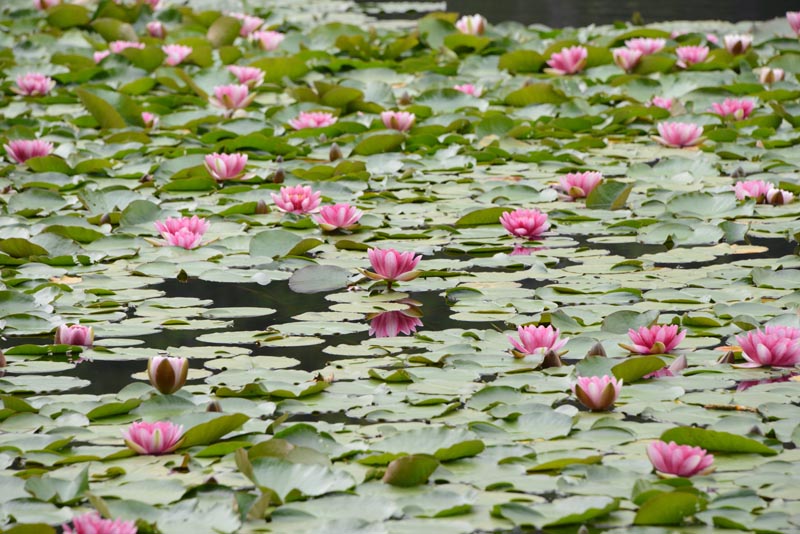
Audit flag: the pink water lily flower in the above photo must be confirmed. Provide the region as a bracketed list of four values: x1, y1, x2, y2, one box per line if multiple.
[93, 50, 111, 63]
[766, 188, 794, 205]
[613, 47, 643, 72]
[155, 216, 210, 250]
[314, 203, 363, 231]
[211, 84, 254, 112]
[369, 310, 423, 337]
[676, 45, 709, 68]
[63, 512, 137, 534]
[204, 152, 248, 181]
[141, 111, 158, 129]
[381, 110, 416, 132]
[650, 96, 673, 110]
[723, 34, 752, 55]
[455, 14, 487, 35]
[252, 30, 285, 51]
[227, 65, 265, 88]
[654, 122, 703, 148]
[289, 111, 338, 130]
[148, 355, 189, 394]
[733, 179, 773, 202]
[546, 45, 588, 75]
[624, 37, 666, 55]
[647, 441, 714, 477]
[271, 185, 322, 214]
[621, 324, 686, 354]
[55, 324, 94, 347]
[711, 98, 755, 120]
[13, 73, 55, 96]
[508, 324, 568, 359]
[230, 12, 264, 36]
[162, 44, 192, 66]
[109, 40, 145, 54]
[573, 375, 622, 411]
[788, 11, 800, 36]
[499, 208, 549, 240]
[123, 421, 184, 455]
[4, 139, 53, 163]
[453, 84, 482, 97]
[147, 21, 166, 38]
[757, 67, 784, 85]
[362, 248, 422, 285]
[645, 354, 688, 379]
[558, 171, 603, 199]
[735, 325, 800, 367]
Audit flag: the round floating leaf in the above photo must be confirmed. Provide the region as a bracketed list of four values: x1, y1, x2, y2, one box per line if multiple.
[46, 4, 90, 28]
[0, 238, 49, 258]
[250, 229, 303, 258]
[352, 133, 405, 156]
[659, 427, 778, 455]
[207, 16, 241, 48]
[455, 207, 512, 227]
[382, 454, 439, 487]
[611, 356, 665, 382]
[289, 265, 350, 293]
[634, 491, 706, 526]
[75, 89, 126, 130]
[180, 413, 249, 449]
[244, 456, 355, 502]
[505, 83, 568, 106]
[498, 49, 545, 73]
[585, 180, 633, 210]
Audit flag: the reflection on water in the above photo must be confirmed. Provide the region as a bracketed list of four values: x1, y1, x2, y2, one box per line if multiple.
[368, 308, 424, 337]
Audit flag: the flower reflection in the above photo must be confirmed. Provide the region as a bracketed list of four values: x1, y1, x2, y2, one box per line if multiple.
[368, 304, 423, 338]
[736, 372, 798, 392]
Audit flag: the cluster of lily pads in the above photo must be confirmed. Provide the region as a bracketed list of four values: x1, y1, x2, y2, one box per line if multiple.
[1, 0, 800, 532]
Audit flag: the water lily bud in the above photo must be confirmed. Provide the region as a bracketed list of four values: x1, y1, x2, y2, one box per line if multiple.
[55, 324, 94, 347]
[716, 350, 736, 364]
[541, 349, 563, 368]
[99, 213, 111, 225]
[329, 143, 342, 161]
[147, 355, 189, 394]
[275, 155, 283, 164]
[140, 174, 154, 183]
[586, 341, 607, 357]
[0, 351, 5, 367]
[573, 375, 622, 411]
[207, 400, 222, 412]
[255, 199, 269, 214]
[398, 91, 412, 106]
[318, 133, 327, 143]
[272, 167, 285, 184]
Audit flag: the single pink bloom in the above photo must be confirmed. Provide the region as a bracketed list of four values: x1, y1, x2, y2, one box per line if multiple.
[122, 421, 184, 455]
[546, 45, 588, 75]
[252, 30, 285, 51]
[676, 45, 709, 68]
[757, 67, 785, 84]
[93, 50, 111, 63]
[147, 21, 166, 38]
[613, 47, 643, 72]
[453, 84, 482, 97]
[227, 65, 265, 88]
[229, 12, 264, 36]
[55, 324, 94, 347]
[364, 248, 422, 283]
[4, 139, 53, 163]
[271, 185, 322, 214]
[154, 216, 209, 249]
[369, 310, 423, 337]
[572, 375, 622, 411]
[211, 84, 254, 111]
[670, 30, 687, 39]
[624, 37, 666, 55]
[314, 203, 363, 231]
[13, 73, 56, 96]
[381, 110, 416, 132]
[621, 324, 686, 354]
[654, 122, 703, 148]
[204, 152, 248, 181]
[706, 34, 719, 45]
[109, 40, 145, 54]
[162, 44, 192, 66]
[455, 14, 487, 35]
[558, 171, 603, 199]
[645, 354, 688, 379]
[711, 98, 755, 120]
[649, 96, 673, 110]
[736, 326, 800, 367]
[141, 111, 158, 129]
[647, 441, 714, 477]
[788, 11, 800, 36]
[147, 355, 189, 395]
[63, 512, 137, 534]
[723, 34, 752, 55]
[288, 111, 338, 130]
[766, 188, 794, 205]
[33, 0, 60, 9]
[733, 179, 773, 202]
[499, 208, 549, 240]
[508, 324, 568, 357]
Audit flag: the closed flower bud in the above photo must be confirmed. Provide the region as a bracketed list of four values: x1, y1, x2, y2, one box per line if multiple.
[329, 143, 342, 161]
[255, 199, 269, 214]
[272, 167, 285, 184]
[147, 355, 189, 394]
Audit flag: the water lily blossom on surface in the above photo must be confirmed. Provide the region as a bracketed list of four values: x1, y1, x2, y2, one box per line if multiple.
[155, 216, 209, 250]
[314, 203, 363, 231]
[381, 110, 416, 132]
[455, 14, 486, 35]
[252, 30, 285, 51]
[613, 47, 643, 72]
[723, 34, 752, 55]
[204, 152, 248, 181]
[4, 139, 53, 163]
[621, 324, 687, 354]
[230, 12, 264, 36]
[572, 375, 622, 411]
[109, 40, 145, 54]
[624, 37, 666, 55]
[735, 326, 800, 367]
[13, 73, 55, 96]
[647, 441, 714, 477]
[123, 421, 184, 455]
[500, 208, 549, 240]
[757, 67, 784, 84]
[649, 96, 673, 110]
[557, 171, 603, 199]
[272, 185, 322, 214]
[147, 21, 166, 38]
[654, 122, 704, 148]
[289, 111, 337, 130]
[211, 84, 254, 113]
[766, 187, 794, 205]
[711, 98, 755, 120]
[162, 44, 192, 66]
[141, 111, 158, 129]
[546, 45, 588, 75]
[733, 179, 773, 202]
[55, 324, 94, 347]
[63, 512, 137, 534]
[148, 355, 189, 394]
[788, 11, 800, 36]
[509, 325, 568, 359]
[453, 84, 482, 97]
[362, 248, 422, 286]
[675, 45, 709, 68]
[228, 65, 265, 87]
